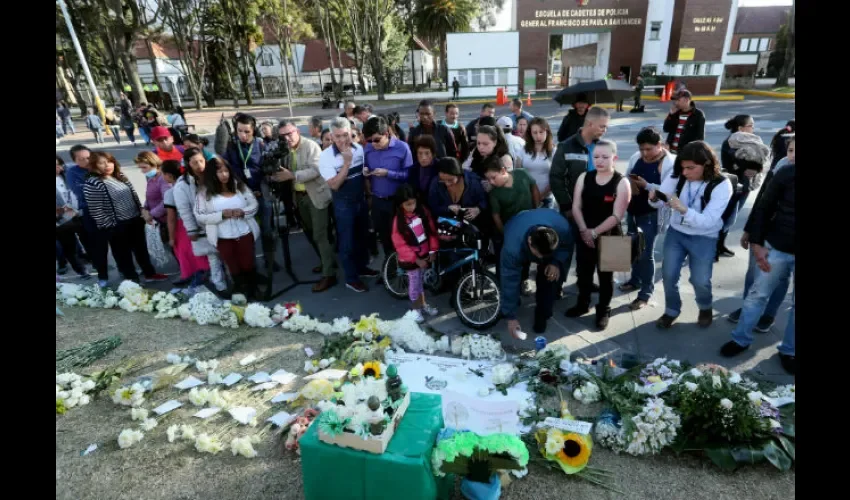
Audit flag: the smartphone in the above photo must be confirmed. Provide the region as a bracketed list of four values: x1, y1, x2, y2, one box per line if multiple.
[654, 191, 669, 203]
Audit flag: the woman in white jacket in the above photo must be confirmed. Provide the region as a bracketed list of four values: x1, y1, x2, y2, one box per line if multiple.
[173, 148, 228, 292]
[194, 157, 260, 300]
[619, 127, 675, 310]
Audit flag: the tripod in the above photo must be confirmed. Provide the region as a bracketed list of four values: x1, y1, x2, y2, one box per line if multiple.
[257, 187, 319, 301]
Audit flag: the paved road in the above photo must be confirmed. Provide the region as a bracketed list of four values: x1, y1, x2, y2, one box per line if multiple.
[57, 98, 795, 384]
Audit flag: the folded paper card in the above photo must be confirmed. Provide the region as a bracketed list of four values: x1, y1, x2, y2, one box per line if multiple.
[221, 373, 243, 387]
[251, 381, 279, 392]
[193, 407, 221, 419]
[229, 406, 257, 425]
[270, 369, 298, 385]
[267, 411, 297, 428]
[239, 354, 258, 366]
[247, 372, 271, 384]
[153, 400, 183, 415]
[271, 392, 298, 403]
[174, 376, 205, 390]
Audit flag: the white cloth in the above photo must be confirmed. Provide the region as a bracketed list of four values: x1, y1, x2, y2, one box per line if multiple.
[318, 143, 365, 182]
[649, 173, 732, 237]
[194, 189, 260, 247]
[505, 134, 526, 162]
[516, 149, 552, 192]
[209, 195, 252, 239]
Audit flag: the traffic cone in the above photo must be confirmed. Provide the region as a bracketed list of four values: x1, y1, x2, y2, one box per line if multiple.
[526, 92, 532, 107]
[496, 87, 505, 106]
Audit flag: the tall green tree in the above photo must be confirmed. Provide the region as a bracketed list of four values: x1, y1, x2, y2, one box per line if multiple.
[161, 0, 214, 109]
[775, 0, 795, 87]
[473, 0, 505, 31]
[414, 0, 478, 80]
[261, 0, 314, 109]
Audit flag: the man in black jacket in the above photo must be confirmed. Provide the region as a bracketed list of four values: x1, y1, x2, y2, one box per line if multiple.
[720, 158, 795, 374]
[408, 102, 458, 159]
[556, 93, 590, 143]
[466, 103, 496, 146]
[662, 90, 705, 153]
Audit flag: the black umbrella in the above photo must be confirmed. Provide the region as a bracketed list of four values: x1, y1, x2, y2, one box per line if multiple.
[553, 79, 634, 106]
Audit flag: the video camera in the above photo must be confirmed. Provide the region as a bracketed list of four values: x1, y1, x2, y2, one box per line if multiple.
[261, 140, 291, 177]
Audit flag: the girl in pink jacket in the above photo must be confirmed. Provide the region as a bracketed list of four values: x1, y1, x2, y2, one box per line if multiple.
[390, 184, 440, 323]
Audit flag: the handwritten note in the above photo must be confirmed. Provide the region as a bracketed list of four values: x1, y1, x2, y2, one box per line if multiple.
[543, 417, 593, 435]
[441, 389, 519, 435]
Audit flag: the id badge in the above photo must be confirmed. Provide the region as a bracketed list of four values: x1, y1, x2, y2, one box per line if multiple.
[244, 168, 252, 179]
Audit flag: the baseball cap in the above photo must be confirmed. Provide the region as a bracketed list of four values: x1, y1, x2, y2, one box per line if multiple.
[150, 126, 172, 141]
[496, 116, 513, 130]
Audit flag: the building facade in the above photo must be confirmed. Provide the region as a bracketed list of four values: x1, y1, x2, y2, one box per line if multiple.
[513, 0, 740, 95]
[446, 32, 520, 99]
[723, 5, 791, 82]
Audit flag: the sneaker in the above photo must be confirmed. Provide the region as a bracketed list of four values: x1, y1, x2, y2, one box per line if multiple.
[619, 282, 639, 293]
[422, 304, 439, 317]
[656, 314, 676, 329]
[720, 340, 750, 357]
[410, 309, 426, 324]
[359, 268, 380, 279]
[144, 273, 169, 282]
[346, 281, 369, 293]
[778, 353, 795, 375]
[629, 298, 648, 311]
[727, 308, 742, 323]
[521, 280, 534, 296]
[698, 309, 713, 328]
[754, 315, 775, 333]
[97, 280, 109, 288]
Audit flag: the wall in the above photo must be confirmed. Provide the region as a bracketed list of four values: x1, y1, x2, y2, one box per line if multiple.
[667, 0, 734, 63]
[730, 33, 775, 53]
[402, 50, 435, 84]
[253, 44, 306, 78]
[641, 0, 676, 69]
[447, 32, 519, 97]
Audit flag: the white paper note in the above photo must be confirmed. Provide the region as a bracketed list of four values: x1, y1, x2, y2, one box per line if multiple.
[270, 369, 298, 385]
[441, 389, 519, 435]
[239, 354, 258, 366]
[193, 407, 221, 419]
[267, 411, 297, 428]
[229, 406, 257, 425]
[304, 369, 348, 381]
[304, 347, 314, 357]
[173, 376, 205, 390]
[81, 444, 97, 456]
[247, 372, 271, 384]
[251, 381, 279, 392]
[271, 392, 298, 404]
[543, 417, 593, 435]
[221, 373, 243, 387]
[153, 400, 183, 415]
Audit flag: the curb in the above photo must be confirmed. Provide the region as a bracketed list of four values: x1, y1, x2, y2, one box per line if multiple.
[720, 89, 795, 99]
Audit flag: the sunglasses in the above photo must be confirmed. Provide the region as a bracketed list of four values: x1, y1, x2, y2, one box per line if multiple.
[367, 135, 386, 144]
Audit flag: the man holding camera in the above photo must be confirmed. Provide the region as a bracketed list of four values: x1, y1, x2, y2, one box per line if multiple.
[269, 120, 339, 293]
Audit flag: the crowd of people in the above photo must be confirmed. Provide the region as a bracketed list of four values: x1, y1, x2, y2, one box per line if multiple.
[56, 92, 796, 373]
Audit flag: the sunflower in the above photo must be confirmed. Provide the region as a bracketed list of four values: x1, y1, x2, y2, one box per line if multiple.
[553, 433, 592, 474]
[362, 361, 382, 379]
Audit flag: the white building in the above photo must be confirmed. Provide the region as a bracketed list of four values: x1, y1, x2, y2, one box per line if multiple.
[446, 31, 520, 99]
[401, 37, 435, 85]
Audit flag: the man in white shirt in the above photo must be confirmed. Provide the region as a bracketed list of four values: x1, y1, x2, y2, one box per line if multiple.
[648, 140, 732, 329]
[496, 116, 526, 162]
[318, 118, 380, 293]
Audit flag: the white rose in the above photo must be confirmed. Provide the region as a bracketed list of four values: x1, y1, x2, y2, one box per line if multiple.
[719, 398, 733, 410]
[319, 359, 330, 369]
[684, 382, 698, 392]
[712, 375, 722, 389]
[689, 368, 702, 378]
[140, 418, 158, 431]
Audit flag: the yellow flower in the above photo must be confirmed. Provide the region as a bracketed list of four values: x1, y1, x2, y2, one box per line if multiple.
[354, 314, 380, 337]
[647, 375, 662, 383]
[560, 401, 574, 420]
[299, 379, 335, 401]
[362, 361, 382, 379]
[553, 433, 592, 474]
[230, 305, 245, 323]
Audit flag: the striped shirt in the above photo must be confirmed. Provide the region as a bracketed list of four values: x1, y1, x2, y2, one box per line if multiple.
[83, 176, 142, 229]
[671, 113, 690, 151]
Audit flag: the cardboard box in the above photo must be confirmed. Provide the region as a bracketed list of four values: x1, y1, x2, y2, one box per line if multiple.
[318, 392, 411, 454]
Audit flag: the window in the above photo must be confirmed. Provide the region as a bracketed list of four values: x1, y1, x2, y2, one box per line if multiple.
[471, 70, 481, 86]
[692, 64, 701, 76]
[260, 51, 274, 67]
[484, 69, 495, 86]
[704, 64, 713, 75]
[497, 68, 508, 85]
[758, 38, 770, 51]
[640, 64, 657, 77]
[650, 22, 662, 41]
[738, 38, 750, 52]
[456, 72, 469, 86]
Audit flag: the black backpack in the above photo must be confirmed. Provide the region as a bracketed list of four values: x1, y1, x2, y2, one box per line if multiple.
[675, 173, 739, 222]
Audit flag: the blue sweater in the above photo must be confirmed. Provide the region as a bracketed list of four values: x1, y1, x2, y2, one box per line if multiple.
[65, 165, 89, 211]
[427, 170, 488, 218]
[224, 138, 265, 192]
[500, 209, 574, 319]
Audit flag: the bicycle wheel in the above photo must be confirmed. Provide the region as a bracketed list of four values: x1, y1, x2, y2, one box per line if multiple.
[382, 252, 409, 300]
[452, 268, 501, 330]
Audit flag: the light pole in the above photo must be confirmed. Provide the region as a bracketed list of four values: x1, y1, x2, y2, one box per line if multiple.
[57, 0, 105, 123]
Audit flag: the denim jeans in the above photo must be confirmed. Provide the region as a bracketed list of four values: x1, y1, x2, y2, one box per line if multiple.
[626, 212, 660, 301]
[743, 246, 789, 318]
[661, 228, 717, 317]
[333, 196, 371, 284]
[731, 245, 795, 355]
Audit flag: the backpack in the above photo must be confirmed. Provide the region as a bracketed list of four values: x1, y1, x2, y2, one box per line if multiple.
[214, 113, 233, 157]
[675, 173, 738, 222]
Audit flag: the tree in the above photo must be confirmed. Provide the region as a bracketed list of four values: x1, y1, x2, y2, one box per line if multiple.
[261, 0, 314, 112]
[414, 0, 479, 81]
[334, 0, 371, 93]
[395, 0, 418, 88]
[775, 0, 795, 87]
[161, 0, 214, 109]
[473, 0, 505, 32]
[363, 0, 397, 99]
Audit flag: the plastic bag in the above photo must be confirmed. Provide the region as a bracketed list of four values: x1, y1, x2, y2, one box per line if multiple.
[145, 223, 170, 268]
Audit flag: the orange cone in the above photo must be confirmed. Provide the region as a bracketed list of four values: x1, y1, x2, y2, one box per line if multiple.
[496, 87, 505, 106]
[526, 92, 532, 107]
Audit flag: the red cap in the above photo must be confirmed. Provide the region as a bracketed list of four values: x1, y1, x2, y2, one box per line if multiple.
[150, 126, 171, 141]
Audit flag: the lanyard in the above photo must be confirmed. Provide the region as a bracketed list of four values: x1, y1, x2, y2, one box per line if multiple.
[239, 141, 254, 179]
[686, 181, 705, 209]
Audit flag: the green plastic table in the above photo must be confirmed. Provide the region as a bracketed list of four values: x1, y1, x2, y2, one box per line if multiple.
[300, 392, 454, 500]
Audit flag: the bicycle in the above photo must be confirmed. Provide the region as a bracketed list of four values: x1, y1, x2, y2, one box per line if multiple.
[382, 210, 501, 330]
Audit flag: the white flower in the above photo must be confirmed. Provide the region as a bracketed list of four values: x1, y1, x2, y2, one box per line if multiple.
[684, 382, 698, 392]
[207, 389, 230, 409]
[319, 358, 330, 369]
[194, 433, 223, 454]
[207, 371, 223, 385]
[207, 360, 219, 371]
[769, 419, 782, 430]
[81, 379, 96, 392]
[304, 361, 318, 374]
[712, 375, 722, 389]
[511, 468, 529, 479]
[719, 398, 734, 410]
[573, 381, 601, 404]
[491, 363, 517, 385]
[188, 387, 210, 407]
[117, 429, 144, 449]
[689, 368, 702, 378]
[180, 425, 196, 442]
[244, 304, 275, 328]
[230, 436, 258, 458]
[130, 408, 149, 421]
[728, 372, 742, 384]
[166, 425, 180, 443]
[545, 437, 563, 455]
[140, 418, 158, 431]
[195, 360, 209, 372]
[747, 391, 764, 405]
[112, 384, 145, 407]
[65, 397, 80, 408]
[79, 394, 91, 406]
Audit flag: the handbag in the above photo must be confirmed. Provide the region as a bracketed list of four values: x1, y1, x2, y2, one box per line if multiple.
[145, 223, 171, 268]
[598, 234, 632, 272]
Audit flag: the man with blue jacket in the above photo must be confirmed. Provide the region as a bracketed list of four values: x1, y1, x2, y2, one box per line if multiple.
[501, 209, 574, 337]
